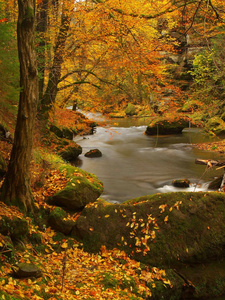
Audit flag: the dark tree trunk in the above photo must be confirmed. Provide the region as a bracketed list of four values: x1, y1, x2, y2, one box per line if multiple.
[0, 0, 38, 212]
[40, 12, 70, 118]
[36, 0, 48, 100]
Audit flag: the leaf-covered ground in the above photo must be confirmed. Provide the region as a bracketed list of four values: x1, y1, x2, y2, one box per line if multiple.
[0, 202, 171, 300]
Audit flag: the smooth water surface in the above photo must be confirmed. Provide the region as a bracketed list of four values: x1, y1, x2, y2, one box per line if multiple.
[74, 113, 225, 203]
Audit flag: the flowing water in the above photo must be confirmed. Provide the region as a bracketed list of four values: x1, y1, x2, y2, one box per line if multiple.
[74, 112, 225, 203]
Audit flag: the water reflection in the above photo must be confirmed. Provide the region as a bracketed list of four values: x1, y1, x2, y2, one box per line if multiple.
[73, 115, 225, 203]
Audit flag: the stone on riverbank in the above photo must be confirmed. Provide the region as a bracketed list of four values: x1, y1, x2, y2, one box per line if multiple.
[59, 144, 82, 162]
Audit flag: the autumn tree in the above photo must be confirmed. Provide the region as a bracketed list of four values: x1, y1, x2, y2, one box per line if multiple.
[37, 0, 225, 118]
[0, 0, 38, 212]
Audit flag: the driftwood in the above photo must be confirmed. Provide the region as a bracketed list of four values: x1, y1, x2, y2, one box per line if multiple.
[195, 159, 225, 191]
[195, 158, 225, 168]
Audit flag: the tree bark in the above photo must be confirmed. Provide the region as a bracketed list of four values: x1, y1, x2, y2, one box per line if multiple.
[0, 0, 38, 212]
[36, 0, 48, 100]
[40, 11, 70, 118]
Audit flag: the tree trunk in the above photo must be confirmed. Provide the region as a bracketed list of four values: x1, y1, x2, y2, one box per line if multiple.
[0, 0, 38, 212]
[36, 0, 48, 100]
[40, 11, 70, 118]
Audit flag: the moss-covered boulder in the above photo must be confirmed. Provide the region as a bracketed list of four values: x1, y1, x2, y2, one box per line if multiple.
[73, 192, 225, 267]
[205, 117, 225, 136]
[50, 124, 75, 140]
[47, 168, 103, 211]
[0, 216, 29, 241]
[48, 207, 76, 234]
[59, 144, 82, 162]
[145, 117, 189, 135]
[71, 192, 225, 299]
[0, 202, 29, 242]
[125, 103, 137, 116]
[12, 263, 42, 278]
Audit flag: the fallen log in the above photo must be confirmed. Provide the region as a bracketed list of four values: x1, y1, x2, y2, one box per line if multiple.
[195, 158, 225, 167]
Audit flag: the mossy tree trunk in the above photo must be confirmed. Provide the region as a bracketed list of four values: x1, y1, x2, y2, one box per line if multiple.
[0, 0, 38, 212]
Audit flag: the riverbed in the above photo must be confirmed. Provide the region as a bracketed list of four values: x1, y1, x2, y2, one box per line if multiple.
[74, 113, 225, 203]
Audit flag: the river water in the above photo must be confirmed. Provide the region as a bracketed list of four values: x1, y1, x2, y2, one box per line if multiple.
[74, 112, 225, 203]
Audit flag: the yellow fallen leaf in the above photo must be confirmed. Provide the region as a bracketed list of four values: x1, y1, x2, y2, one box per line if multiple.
[164, 215, 168, 222]
[105, 215, 110, 218]
[61, 242, 68, 249]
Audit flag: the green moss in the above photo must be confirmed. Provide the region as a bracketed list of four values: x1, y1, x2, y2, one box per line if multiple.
[50, 207, 67, 219]
[0, 291, 23, 300]
[101, 272, 119, 289]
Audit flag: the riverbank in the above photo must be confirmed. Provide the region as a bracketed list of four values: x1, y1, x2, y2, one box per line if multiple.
[194, 139, 225, 154]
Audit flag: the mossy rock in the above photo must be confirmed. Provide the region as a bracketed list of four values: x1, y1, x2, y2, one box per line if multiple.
[0, 216, 29, 241]
[47, 171, 103, 211]
[62, 127, 74, 140]
[205, 117, 225, 135]
[12, 263, 42, 278]
[73, 192, 225, 267]
[72, 192, 225, 299]
[178, 258, 225, 299]
[148, 268, 189, 300]
[125, 103, 137, 116]
[50, 124, 63, 138]
[145, 117, 189, 135]
[50, 124, 75, 140]
[59, 144, 82, 161]
[48, 207, 76, 234]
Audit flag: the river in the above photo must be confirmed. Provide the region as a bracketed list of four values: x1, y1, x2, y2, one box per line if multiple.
[74, 112, 225, 204]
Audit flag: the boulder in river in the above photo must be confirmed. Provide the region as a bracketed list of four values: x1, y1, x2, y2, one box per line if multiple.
[145, 117, 189, 135]
[172, 179, 190, 188]
[84, 149, 102, 158]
